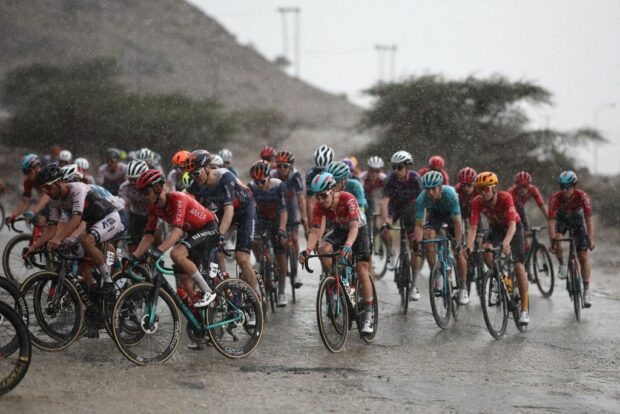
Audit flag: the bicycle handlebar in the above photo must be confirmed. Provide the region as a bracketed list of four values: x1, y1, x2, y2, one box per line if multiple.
[154, 256, 175, 275]
[300, 251, 347, 274]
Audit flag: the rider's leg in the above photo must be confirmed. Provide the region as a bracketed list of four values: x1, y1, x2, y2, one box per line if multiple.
[515, 263, 529, 312]
[317, 241, 333, 273]
[170, 244, 212, 294]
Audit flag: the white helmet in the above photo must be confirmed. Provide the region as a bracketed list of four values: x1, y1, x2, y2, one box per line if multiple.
[60, 164, 83, 182]
[367, 156, 384, 169]
[390, 150, 413, 165]
[209, 154, 224, 168]
[74, 157, 90, 170]
[137, 147, 153, 161]
[314, 145, 334, 168]
[59, 150, 73, 163]
[218, 149, 233, 162]
[126, 159, 149, 179]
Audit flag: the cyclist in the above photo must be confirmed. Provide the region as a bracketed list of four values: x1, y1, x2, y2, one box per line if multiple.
[119, 159, 150, 251]
[58, 150, 73, 167]
[548, 170, 594, 307]
[508, 171, 548, 232]
[260, 145, 277, 169]
[248, 161, 289, 306]
[414, 171, 469, 304]
[75, 157, 95, 184]
[185, 150, 260, 299]
[42, 144, 62, 166]
[305, 144, 334, 230]
[219, 149, 238, 177]
[359, 156, 386, 231]
[6, 154, 50, 227]
[454, 167, 478, 224]
[419, 155, 450, 185]
[326, 161, 368, 212]
[136, 147, 163, 172]
[466, 172, 530, 325]
[300, 172, 374, 334]
[97, 148, 127, 195]
[131, 169, 218, 309]
[166, 150, 190, 191]
[380, 151, 423, 290]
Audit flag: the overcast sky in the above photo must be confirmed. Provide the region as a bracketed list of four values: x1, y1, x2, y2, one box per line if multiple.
[188, 0, 620, 174]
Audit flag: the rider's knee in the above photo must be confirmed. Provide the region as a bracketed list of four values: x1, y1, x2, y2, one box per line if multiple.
[170, 245, 187, 262]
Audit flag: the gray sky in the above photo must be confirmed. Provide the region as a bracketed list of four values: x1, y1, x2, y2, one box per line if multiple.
[189, 0, 620, 174]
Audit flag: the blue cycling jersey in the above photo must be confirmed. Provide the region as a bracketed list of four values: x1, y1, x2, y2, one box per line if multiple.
[344, 179, 368, 211]
[415, 185, 461, 224]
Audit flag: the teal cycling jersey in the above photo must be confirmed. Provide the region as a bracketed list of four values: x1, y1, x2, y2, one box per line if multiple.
[345, 179, 368, 212]
[415, 185, 461, 224]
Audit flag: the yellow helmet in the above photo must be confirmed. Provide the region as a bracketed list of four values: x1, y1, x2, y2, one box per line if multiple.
[474, 171, 499, 188]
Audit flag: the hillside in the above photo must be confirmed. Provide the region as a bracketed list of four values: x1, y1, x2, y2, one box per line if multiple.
[0, 0, 361, 129]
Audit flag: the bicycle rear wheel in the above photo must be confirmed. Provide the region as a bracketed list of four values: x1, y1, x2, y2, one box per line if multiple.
[287, 244, 298, 304]
[449, 258, 462, 321]
[207, 278, 263, 358]
[316, 276, 348, 353]
[533, 245, 554, 298]
[0, 203, 5, 232]
[397, 255, 411, 315]
[371, 234, 388, 280]
[0, 302, 31, 397]
[569, 261, 582, 322]
[429, 261, 451, 329]
[480, 270, 508, 339]
[112, 282, 181, 365]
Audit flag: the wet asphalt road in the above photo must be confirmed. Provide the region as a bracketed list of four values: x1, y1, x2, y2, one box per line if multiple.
[1, 229, 619, 413]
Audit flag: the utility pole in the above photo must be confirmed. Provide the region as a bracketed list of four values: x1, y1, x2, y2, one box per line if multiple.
[592, 102, 616, 174]
[277, 7, 301, 78]
[374, 44, 397, 83]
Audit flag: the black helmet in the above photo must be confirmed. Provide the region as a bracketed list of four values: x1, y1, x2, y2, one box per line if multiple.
[105, 148, 121, 161]
[36, 164, 63, 186]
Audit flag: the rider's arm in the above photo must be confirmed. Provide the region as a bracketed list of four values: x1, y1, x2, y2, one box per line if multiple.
[466, 198, 481, 251]
[380, 196, 391, 225]
[305, 226, 321, 254]
[297, 192, 309, 232]
[279, 210, 288, 233]
[10, 195, 31, 218]
[502, 220, 517, 248]
[133, 234, 155, 258]
[585, 214, 594, 245]
[68, 221, 87, 238]
[413, 192, 426, 242]
[466, 222, 478, 251]
[219, 204, 234, 235]
[51, 214, 82, 243]
[31, 193, 50, 214]
[157, 226, 184, 252]
[453, 216, 463, 244]
[28, 224, 57, 250]
[345, 219, 359, 248]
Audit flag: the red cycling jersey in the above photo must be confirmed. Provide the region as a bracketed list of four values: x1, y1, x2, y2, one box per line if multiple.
[454, 182, 479, 219]
[470, 191, 521, 228]
[418, 167, 450, 186]
[548, 189, 592, 219]
[311, 191, 359, 229]
[507, 184, 544, 210]
[145, 191, 217, 233]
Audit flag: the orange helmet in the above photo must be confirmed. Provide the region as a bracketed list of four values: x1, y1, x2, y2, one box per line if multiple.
[474, 171, 499, 188]
[275, 151, 295, 164]
[171, 150, 190, 168]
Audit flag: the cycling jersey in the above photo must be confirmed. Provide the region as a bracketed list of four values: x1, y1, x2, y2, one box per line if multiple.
[344, 179, 368, 211]
[166, 169, 183, 191]
[454, 183, 479, 220]
[470, 191, 520, 228]
[418, 167, 450, 185]
[311, 191, 364, 230]
[383, 170, 423, 216]
[248, 178, 287, 221]
[89, 184, 126, 212]
[188, 168, 253, 212]
[548, 189, 592, 221]
[48, 182, 116, 226]
[97, 162, 127, 195]
[507, 184, 544, 211]
[271, 167, 304, 224]
[118, 181, 148, 216]
[22, 177, 39, 198]
[145, 191, 217, 234]
[305, 166, 324, 196]
[415, 186, 461, 224]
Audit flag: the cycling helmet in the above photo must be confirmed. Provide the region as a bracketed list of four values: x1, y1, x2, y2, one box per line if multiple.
[126, 159, 149, 179]
[341, 158, 354, 173]
[209, 154, 224, 168]
[135, 169, 165, 191]
[219, 149, 233, 162]
[422, 171, 444, 189]
[558, 170, 578, 186]
[275, 150, 295, 164]
[260, 146, 276, 160]
[60, 164, 83, 182]
[515, 171, 532, 186]
[474, 171, 499, 188]
[137, 147, 153, 162]
[367, 156, 384, 169]
[184, 149, 211, 172]
[250, 160, 271, 180]
[310, 172, 336, 193]
[59, 150, 73, 163]
[21, 154, 41, 173]
[313, 145, 334, 168]
[326, 161, 351, 182]
[429, 155, 445, 169]
[36, 164, 63, 186]
[350, 156, 359, 169]
[75, 157, 90, 170]
[391, 150, 413, 165]
[171, 150, 190, 168]
[105, 148, 121, 161]
[181, 172, 192, 189]
[458, 167, 477, 184]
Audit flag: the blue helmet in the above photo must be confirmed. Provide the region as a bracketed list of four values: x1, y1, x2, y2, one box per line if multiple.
[422, 170, 444, 189]
[325, 161, 351, 182]
[558, 170, 578, 186]
[21, 153, 40, 173]
[311, 172, 336, 193]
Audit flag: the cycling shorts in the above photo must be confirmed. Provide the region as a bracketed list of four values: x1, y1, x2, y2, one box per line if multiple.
[256, 219, 285, 254]
[87, 211, 124, 245]
[482, 222, 525, 263]
[178, 221, 220, 266]
[323, 226, 370, 263]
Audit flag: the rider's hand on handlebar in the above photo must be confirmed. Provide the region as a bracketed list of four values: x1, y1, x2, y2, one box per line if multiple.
[501, 242, 511, 256]
[148, 248, 163, 260]
[588, 239, 596, 251]
[340, 244, 353, 262]
[46, 239, 60, 252]
[298, 249, 310, 264]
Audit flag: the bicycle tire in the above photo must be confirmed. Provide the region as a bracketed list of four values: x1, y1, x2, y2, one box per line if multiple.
[20, 271, 84, 351]
[371, 234, 388, 280]
[316, 276, 348, 353]
[449, 257, 462, 322]
[287, 244, 297, 304]
[0, 203, 5, 232]
[0, 302, 32, 397]
[397, 254, 411, 315]
[569, 260, 582, 322]
[263, 257, 276, 314]
[533, 244, 554, 298]
[357, 277, 379, 343]
[112, 282, 181, 365]
[429, 261, 451, 329]
[2, 233, 35, 285]
[0, 276, 28, 326]
[480, 270, 508, 339]
[207, 278, 263, 359]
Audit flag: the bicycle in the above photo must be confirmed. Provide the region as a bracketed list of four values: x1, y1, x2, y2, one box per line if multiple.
[0, 300, 32, 397]
[256, 229, 280, 314]
[554, 237, 585, 322]
[0, 276, 29, 327]
[421, 235, 462, 329]
[524, 225, 555, 298]
[2, 216, 51, 285]
[112, 251, 263, 365]
[284, 235, 301, 304]
[302, 251, 378, 353]
[0, 199, 5, 232]
[479, 247, 527, 339]
[390, 223, 412, 314]
[370, 213, 389, 280]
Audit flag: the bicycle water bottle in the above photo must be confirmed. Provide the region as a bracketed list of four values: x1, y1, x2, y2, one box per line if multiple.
[343, 265, 351, 287]
[209, 262, 219, 279]
[503, 274, 512, 295]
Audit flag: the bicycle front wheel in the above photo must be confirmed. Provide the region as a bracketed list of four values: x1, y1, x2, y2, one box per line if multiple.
[3, 233, 35, 285]
[533, 245, 554, 298]
[397, 255, 411, 315]
[371, 234, 388, 280]
[316, 276, 348, 353]
[0, 203, 5, 232]
[569, 261, 582, 322]
[287, 244, 298, 304]
[112, 282, 181, 365]
[429, 261, 451, 329]
[0, 302, 32, 397]
[480, 270, 508, 339]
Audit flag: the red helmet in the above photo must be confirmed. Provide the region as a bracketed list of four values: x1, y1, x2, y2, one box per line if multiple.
[250, 160, 271, 180]
[260, 146, 276, 160]
[515, 171, 532, 186]
[429, 155, 445, 170]
[275, 151, 295, 164]
[135, 169, 165, 191]
[458, 167, 477, 184]
[171, 150, 190, 168]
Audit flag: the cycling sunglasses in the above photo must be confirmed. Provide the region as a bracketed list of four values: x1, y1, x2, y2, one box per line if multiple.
[254, 179, 267, 186]
[559, 183, 574, 190]
[315, 191, 331, 200]
[189, 169, 202, 178]
[392, 164, 405, 171]
[277, 163, 291, 169]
